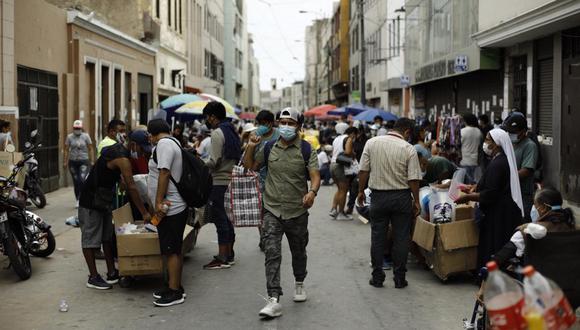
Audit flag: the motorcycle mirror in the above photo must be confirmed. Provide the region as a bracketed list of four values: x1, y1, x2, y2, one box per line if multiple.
[24, 142, 31, 149]
[5, 144, 15, 153]
[30, 130, 38, 138]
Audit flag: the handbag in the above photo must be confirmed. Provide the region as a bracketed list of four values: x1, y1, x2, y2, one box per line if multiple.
[344, 159, 360, 176]
[336, 152, 353, 166]
[224, 164, 263, 227]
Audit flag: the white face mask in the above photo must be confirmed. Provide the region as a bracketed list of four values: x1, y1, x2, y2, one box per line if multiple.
[530, 205, 540, 223]
[482, 142, 493, 156]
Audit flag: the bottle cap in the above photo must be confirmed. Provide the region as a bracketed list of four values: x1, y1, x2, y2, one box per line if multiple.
[523, 265, 536, 277]
[486, 261, 498, 271]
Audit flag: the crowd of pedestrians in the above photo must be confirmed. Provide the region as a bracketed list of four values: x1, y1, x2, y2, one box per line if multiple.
[66, 103, 575, 317]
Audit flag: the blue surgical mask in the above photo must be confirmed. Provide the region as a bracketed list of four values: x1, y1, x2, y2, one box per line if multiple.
[279, 125, 297, 141]
[255, 125, 270, 136]
[530, 205, 540, 223]
[509, 133, 519, 143]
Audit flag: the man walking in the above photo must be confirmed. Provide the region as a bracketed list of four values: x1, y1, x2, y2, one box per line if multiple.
[78, 142, 151, 290]
[203, 101, 241, 269]
[357, 118, 422, 289]
[245, 108, 320, 319]
[146, 119, 189, 307]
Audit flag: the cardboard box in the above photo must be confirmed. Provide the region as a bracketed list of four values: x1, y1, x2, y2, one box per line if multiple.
[413, 215, 479, 281]
[455, 203, 475, 221]
[112, 204, 195, 276]
[0, 152, 24, 186]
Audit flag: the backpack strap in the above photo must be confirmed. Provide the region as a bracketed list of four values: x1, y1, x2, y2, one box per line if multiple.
[152, 136, 181, 187]
[263, 139, 276, 167]
[300, 140, 311, 167]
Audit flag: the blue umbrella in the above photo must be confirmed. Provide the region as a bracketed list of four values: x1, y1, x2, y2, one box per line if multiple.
[328, 103, 371, 116]
[160, 94, 203, 111]
[353, 109, 398, 122]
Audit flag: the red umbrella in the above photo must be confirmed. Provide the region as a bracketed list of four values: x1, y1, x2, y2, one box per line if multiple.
[239, 112, 257, 120]
[317, 114, 340, 121]
[304, 104, 337, 117]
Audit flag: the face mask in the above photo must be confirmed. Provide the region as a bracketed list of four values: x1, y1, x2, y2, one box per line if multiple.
[509, 133, 519, 143]
[116, 132, 127, 144]
[279, 125, 297, 141]
[482, 142, 493, 156]
[530, 205, 540, 223]
[255, 125, 270, 136]
[73, 129, 82, 136]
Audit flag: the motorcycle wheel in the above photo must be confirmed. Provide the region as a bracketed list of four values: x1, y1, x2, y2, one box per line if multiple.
[3, 230, 32, 280]
[30, 184, 46, 209]
[30, 229, 55, 258]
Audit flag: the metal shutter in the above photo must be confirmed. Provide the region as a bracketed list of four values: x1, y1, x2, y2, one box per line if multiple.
[537, 58, 553, 137]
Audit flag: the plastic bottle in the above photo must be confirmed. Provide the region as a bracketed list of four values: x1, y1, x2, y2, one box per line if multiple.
[523, 266, 576, 330]
[484, 261, 527, 330]
[59, 299, 68, 312]
[151, 202, 169, 226]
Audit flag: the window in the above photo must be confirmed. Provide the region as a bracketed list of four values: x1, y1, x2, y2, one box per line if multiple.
[168, 0, 172, 27]
[160, 67, 165, 85]
[155, 0, 160, 18]
[178, 0, 182, 33]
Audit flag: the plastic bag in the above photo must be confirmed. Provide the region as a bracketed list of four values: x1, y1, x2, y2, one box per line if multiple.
[429, 187, 456, 223]
[448, 168, 466, 201]
[419, 186, 431, 220]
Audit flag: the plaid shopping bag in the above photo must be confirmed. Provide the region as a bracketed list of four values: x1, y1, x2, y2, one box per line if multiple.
[225, 165, 263, 227]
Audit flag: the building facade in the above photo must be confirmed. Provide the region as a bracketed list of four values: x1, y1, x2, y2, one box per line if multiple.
[223, 0, 248, 109]
[473, 0, 580, 208]
[304, 18, 330, 109]
[405, 0, 502, 122]
[185, 0, 224, 97]
[329, 0, 350, 106]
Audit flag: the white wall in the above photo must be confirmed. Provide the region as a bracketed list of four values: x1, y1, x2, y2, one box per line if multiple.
[478, 0, 551, 31]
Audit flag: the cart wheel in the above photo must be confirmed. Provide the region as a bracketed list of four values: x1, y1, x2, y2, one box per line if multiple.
[119, 276, 134, 288]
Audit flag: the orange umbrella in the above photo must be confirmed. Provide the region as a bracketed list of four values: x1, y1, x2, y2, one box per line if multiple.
[304, 104, 337, 117]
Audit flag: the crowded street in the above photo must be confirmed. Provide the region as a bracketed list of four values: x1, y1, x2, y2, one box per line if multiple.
[0, 186, 476, 330]
[1, 0, 580, 329]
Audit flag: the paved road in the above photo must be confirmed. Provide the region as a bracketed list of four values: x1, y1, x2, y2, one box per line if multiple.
[0, 186, 477, 330]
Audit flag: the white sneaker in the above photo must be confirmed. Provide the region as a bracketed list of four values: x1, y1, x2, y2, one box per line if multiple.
[336, 213, 353, 221]
[259, 296, 282, 318]
[329, 208, 338, 218]
[293, 282, 307, 302]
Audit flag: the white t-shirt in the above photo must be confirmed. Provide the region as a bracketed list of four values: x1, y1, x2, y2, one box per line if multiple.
[148, 138, 186, 216]
[198, 136, 211, 160]
[460, 126, 483, 166]
[317, 151, 330, 168]
[377, 127, 388, 136]
[331, 135, 346, 163]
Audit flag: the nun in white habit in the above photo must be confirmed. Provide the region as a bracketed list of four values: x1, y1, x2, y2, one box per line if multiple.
[456, 128, 524, 268]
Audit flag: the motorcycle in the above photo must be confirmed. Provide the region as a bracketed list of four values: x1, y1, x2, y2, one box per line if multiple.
[21, 131, 46, 208]
[0, 155, 34, 280]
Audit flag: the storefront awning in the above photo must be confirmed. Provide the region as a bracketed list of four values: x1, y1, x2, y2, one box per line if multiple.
[473, 0, 580, 48]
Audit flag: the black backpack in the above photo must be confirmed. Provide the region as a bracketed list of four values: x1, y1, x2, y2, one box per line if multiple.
[153, 137, 213, 208]
[264, 139, 312, 181]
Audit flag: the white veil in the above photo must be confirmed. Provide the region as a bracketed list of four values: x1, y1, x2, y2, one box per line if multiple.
[489, 129, 524, 216]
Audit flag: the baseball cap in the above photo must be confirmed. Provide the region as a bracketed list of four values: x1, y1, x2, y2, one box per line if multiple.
[278, 107, 304, 124]
[129, 129, 152, 153]
[73, 120, 83, 129]
[243, 123, 257, 133]
[502, 112, 527, 133]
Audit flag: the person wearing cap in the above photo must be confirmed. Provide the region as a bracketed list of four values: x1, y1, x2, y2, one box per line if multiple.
[64, 120, 95, 207]
[128, 129, 153, 175]
[245, 107, 320, 319]
[203, 101, 242, 270]
[503, 111, 539, 221]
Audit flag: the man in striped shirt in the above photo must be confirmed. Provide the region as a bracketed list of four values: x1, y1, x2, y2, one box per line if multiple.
[357, 118, 422, 289]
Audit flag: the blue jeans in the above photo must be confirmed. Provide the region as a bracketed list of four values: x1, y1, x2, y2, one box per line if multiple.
[320, 163, 331, 184]
[208, 185, 235, 244]
[69, 160, 90, 200]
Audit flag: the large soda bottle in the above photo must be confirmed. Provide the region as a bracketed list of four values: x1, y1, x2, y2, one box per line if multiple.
[484, 261, 527, 330]
[523, 266, 576, 330]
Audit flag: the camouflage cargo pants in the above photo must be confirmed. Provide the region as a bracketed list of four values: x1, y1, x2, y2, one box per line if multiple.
[263, 210, 309, 298]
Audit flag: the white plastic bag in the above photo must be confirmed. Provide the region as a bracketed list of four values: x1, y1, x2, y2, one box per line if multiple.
[419, 186, 431, 220]
[448, 168, 466, 201]
[429, 187, 456, 223]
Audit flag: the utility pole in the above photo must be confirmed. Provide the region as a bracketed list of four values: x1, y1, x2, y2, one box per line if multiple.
[315, 21, 320, 105]
[359, 0, 366, 105]
[327, 45, 331, 103]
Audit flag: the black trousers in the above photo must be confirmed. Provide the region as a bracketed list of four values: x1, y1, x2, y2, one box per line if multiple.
[369, 189, 413, 281]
